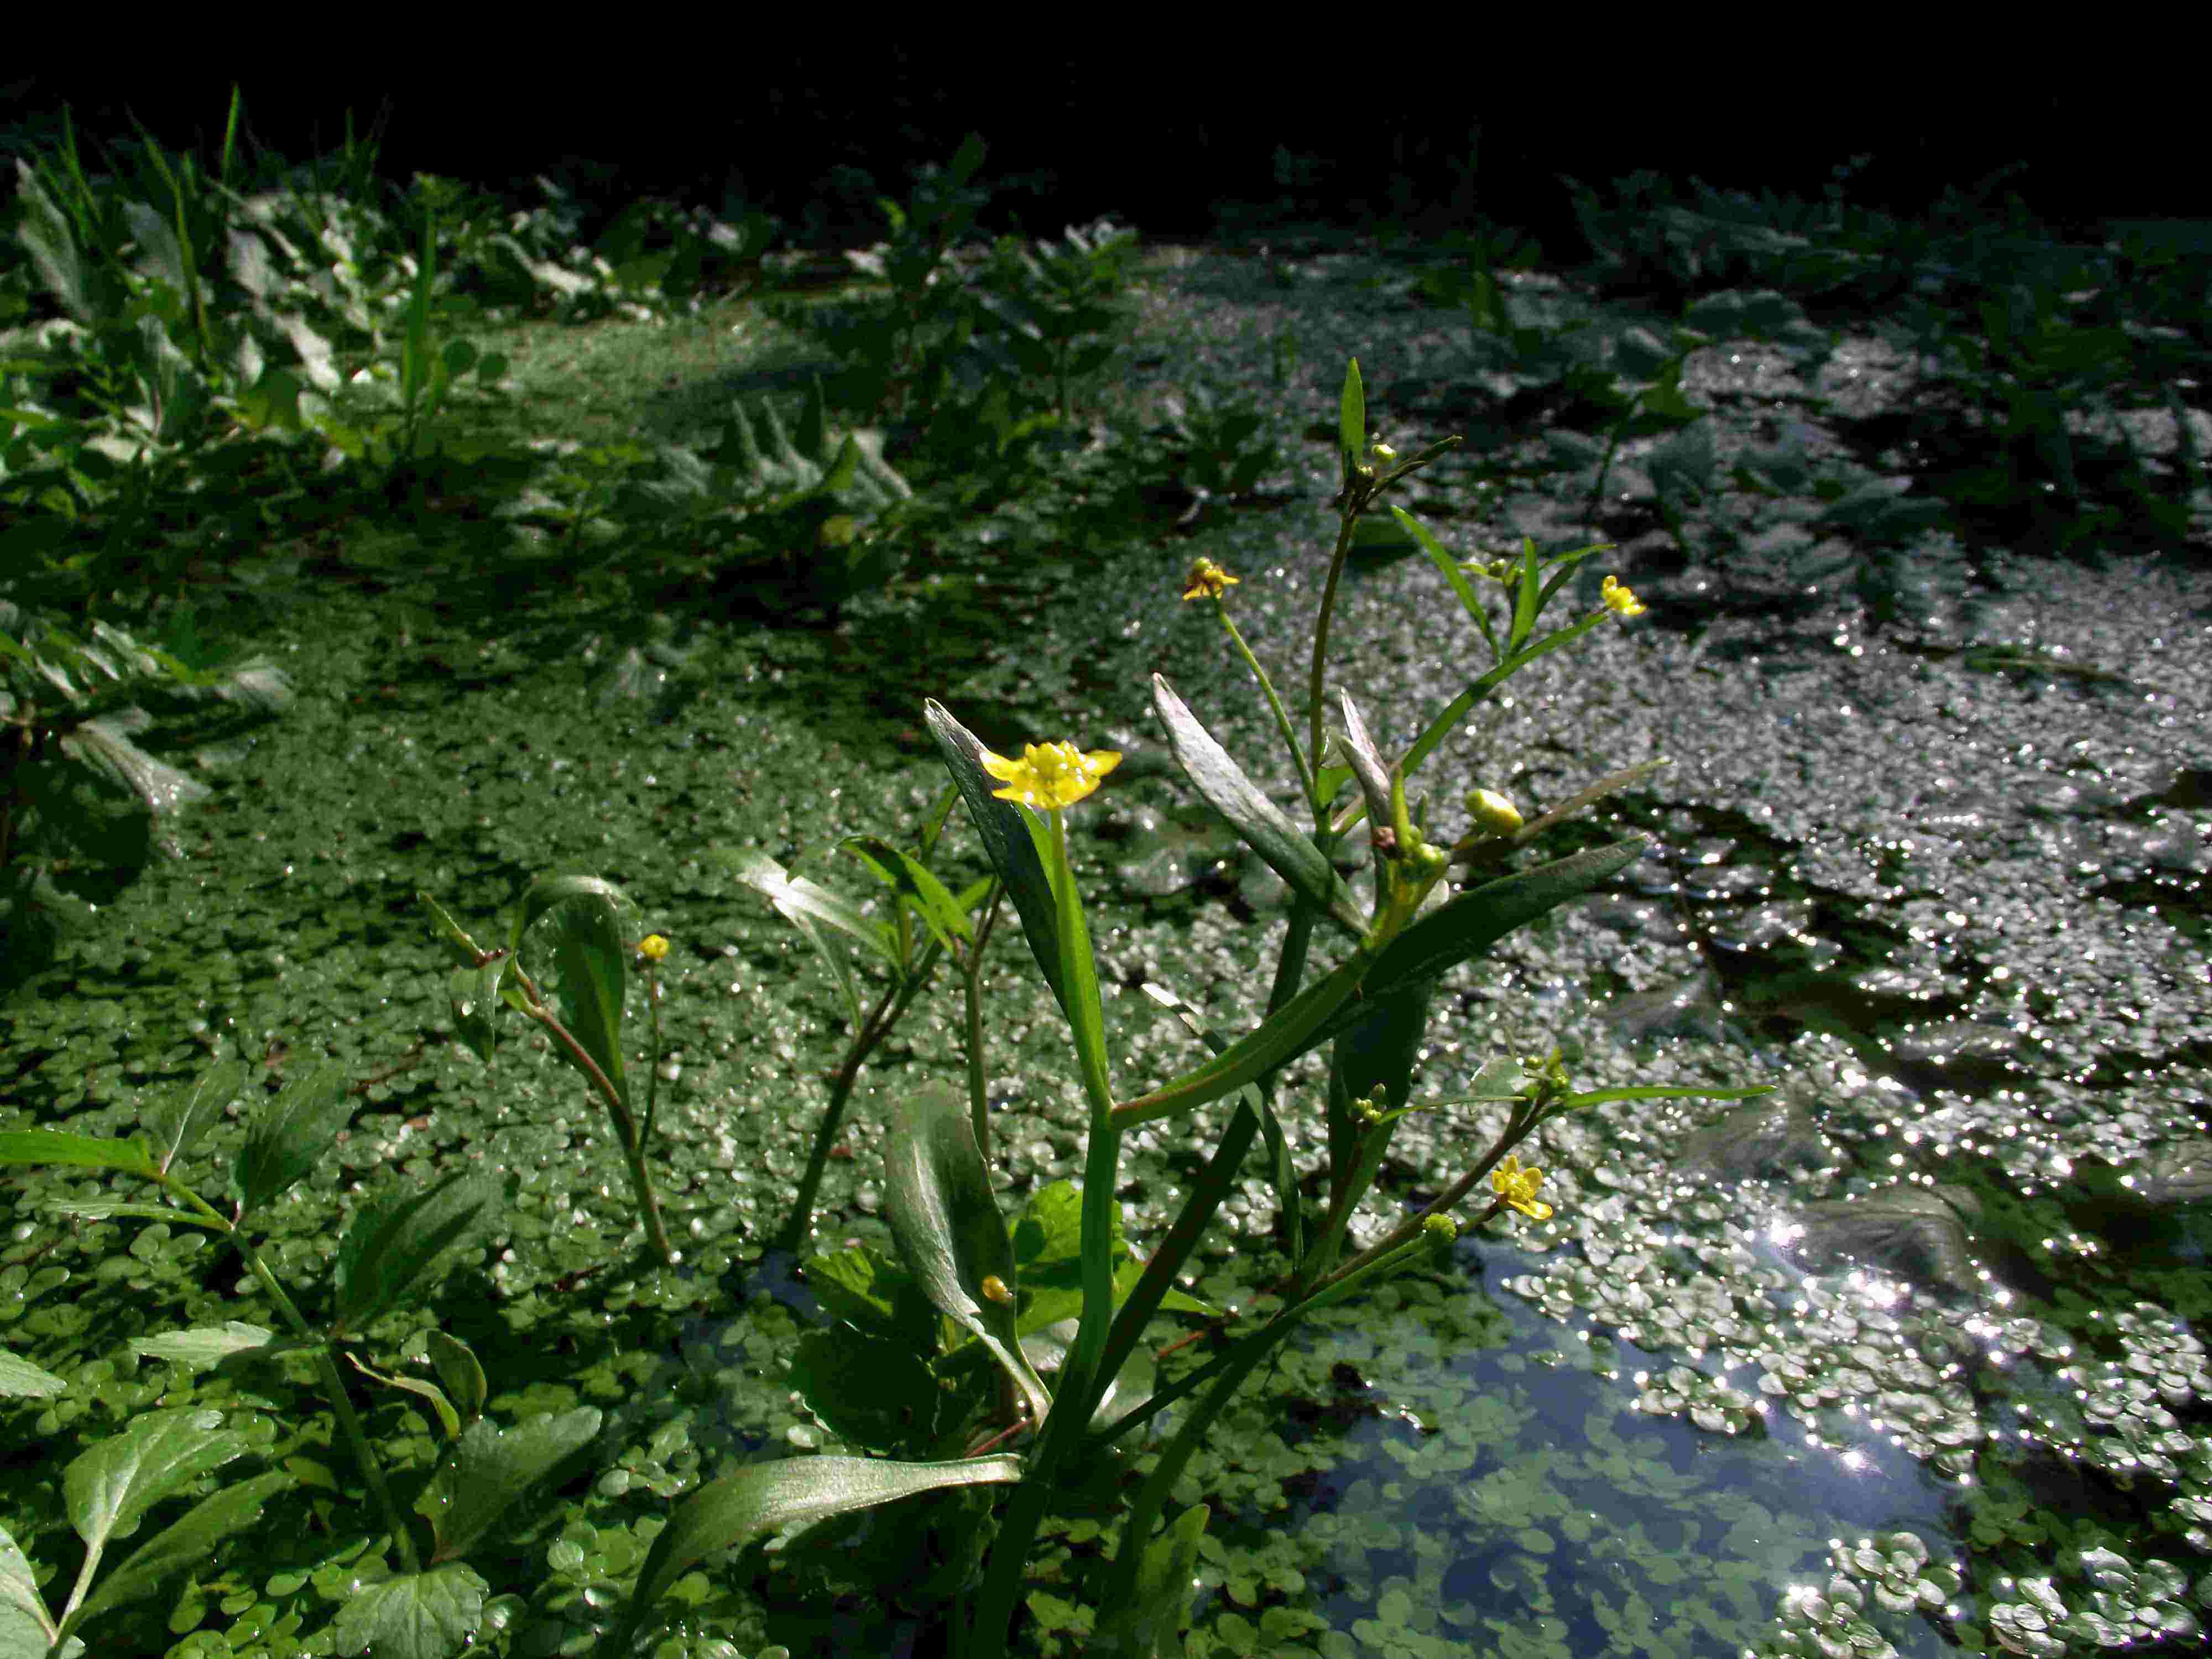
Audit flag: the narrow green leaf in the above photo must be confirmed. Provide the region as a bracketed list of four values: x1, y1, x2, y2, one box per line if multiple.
[327, 1562, 487, 1659]
[446, 961, 504, 1066]
[64, 1407, 247, 1555]
[1339, 358, 1365, 476]
[332, 1171, 500, 1337]
[36, 1201, 222, 1230]
[1150, 676, 1364, 940]
[1556, 1082, 1777, 1112]
[716, 848, 880, 1030]
[603, 1454, 1024, 1659]
[883, 1081, 1052, 1428]
[840, 834, 973, 953]
[719, 848, 898, 966]
[66, 1470, 288, 1642]
[424, 1407, 601, 1562]
[0, 1130, 156, 1179]
[1394, 504, 1500, 659]
[230, 1063, 352, 1219]
[417, 891, 484, 967]
[139, 1058, 243, 1175]
[924, 700, 1068, 1020]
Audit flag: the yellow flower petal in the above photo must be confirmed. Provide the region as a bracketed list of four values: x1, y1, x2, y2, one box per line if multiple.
[1181, 557, 1240, 602]
[980, 740, 1122, 810]
[1490, 1155, 1554, 1221]
[1601, 575, 1646, 618]
[637, 934, 670, 961]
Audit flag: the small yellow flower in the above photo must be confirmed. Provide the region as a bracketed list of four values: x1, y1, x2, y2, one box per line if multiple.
[1464, 787, 1523, 837]
[980, 1274, 1013, 1305]
[1601, 575, 1646, 618]
[637, 934, 670, 962]
[980, 740, 1121, 811]
[1181, 557, 1239, 602]
[1490, 1155, 1553, 1221]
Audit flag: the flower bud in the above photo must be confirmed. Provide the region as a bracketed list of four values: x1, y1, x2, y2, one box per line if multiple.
[980, 1274, 1013, 1305]
[1422, 1214, 1458, 1243]
[1464, 788, 1522, 837]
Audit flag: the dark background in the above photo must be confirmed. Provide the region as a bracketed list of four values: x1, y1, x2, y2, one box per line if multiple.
[5, 53, 2199, 261]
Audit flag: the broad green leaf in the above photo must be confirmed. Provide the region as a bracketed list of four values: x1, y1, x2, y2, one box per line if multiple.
[231, 1062, 352, 1219]
[603, 1454, 1024, 1658]
[840, 833, 973, 954]
[64, 1407, 247, 1554]
[788, 1327, 939, 1453]
[1095, 1503, 1209, 1658]
[882, 1080, 1052, 1428]
[423, 1332, 488, 1432]
[327, 1561, 489, 1659]
[332, 1171, 500, 1338]
[802, 1244, 941, 1352]
[421, 1408, 601, 1562]
[538, 888, 630, 1113]
[1149, 675, 1364, 940]
[924, 700, 1068, 1022]
[129, 1323, 276, 1370]
[0, 1350, 67, 1400]
[139, 1058, 243, 1175]
[511, 873, 631, 954]
[0, 1130, 156, 1179]
[64, 1470, 288, 1643]
[0, 1520, 56, 1653]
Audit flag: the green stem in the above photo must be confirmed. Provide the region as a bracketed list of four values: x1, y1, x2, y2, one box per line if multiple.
[1215, 606, 1317, 812]
[1099, 1232, 1441, 1617]
[163, 1178, 422, 1574]
[963, 881, 1005, 1159]
[527, 1002, 674, 1266]
[778, 945, 943, 1253]
[1305, 494, 1365, 781]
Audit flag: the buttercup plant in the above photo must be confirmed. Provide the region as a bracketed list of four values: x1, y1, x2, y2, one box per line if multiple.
[601, 358, 1776, 1659]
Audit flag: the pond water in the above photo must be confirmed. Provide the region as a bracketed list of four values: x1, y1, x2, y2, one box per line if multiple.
[5, 237, 2209, 1659]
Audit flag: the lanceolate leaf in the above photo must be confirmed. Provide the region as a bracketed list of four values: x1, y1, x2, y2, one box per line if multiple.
[925, 699, 1068, 1021]
[1308, 837, 1651, 1048]
[0, 1130, 157, 1180]
[539, 886, 631, 1113]
[840, 834, 973, 956]
[1150, 675, 1364, 940]
[139, 1058, 244, 1175]
[65, 1471, 289, 1642]
[883, 1080, 1053, 1428]
[332, 1170, 502, 1338]
[423, 1407, 602, 1562]
[230, 1063, 352, 1220]
[64, 1408, 247, 1557]
[603, 1454, 1024, 1658]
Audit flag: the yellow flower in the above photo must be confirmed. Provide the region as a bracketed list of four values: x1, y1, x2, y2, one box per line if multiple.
[637, 934, 670, 962]
[1181, 556, 1239, 602]
[980, 740, 1121, 811]
[1490, 1155, 1553, 1221]
[1601, 575, 1646, 618]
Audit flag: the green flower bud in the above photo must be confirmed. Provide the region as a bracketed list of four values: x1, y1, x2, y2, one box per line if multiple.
[1421, 1214, 1458, 1243]
[1464, 787, 1522, 837]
